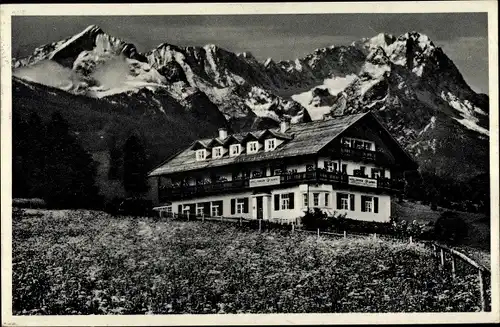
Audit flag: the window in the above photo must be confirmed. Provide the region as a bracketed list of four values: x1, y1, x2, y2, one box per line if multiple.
[342, 137, 374, 150]
[361, 196, 379, 213]
[182, 205, 191, 214]
[236, 199, 245, 214]
[337, 193, 355, 211]
[247, 141, 259, 154]
[231, 198, 249, 214]
[371, 168, 385, 179]
[196, 149, 206, 161]
[341, 196, 349, 210]
[325, 161, 338, 172]
[265, 138, 276, 151]
[229, 144, 241, 156]
[303, 193, 309, 207]
[306, 164, 314, 172]
[360, 166, 366, 176]
[165, 205, 172, 214]
[211, 204, 220, 217]
[274, 193, 295, 211]
[196, 204, 204, 216]
[281, 193, 290, 209]
[365, 198, 373, 212]
[212, 146, 223, 159]
[325, 193, 330, 207]
[313, 193, 319, 207]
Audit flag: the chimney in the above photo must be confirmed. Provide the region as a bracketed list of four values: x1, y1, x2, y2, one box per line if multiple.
[218, 128, 228, 140]
[280, 120, 290, 133]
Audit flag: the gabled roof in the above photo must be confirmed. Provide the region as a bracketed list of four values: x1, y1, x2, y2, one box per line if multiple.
[149, 113, 373, 176]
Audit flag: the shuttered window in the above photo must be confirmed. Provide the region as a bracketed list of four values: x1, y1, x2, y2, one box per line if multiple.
[288, 193, 294, 209]
[361, 195, 371, 212]
[360, 196, 378, 213]
[313, 193, 319, 207]
[274, 194, 280, 210]
[325, 193, 329, 207]
[337, 193, 349, 210]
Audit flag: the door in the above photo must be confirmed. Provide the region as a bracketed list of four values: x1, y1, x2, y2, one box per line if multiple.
[256, 196, 263, 220]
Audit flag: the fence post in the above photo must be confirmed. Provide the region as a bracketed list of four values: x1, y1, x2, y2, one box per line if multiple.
[451, 255, 456, 279]
[343, 230, 346, 239]
[409, 236, 413, 244]
[220, 215, 223, 222]
[187, 212, 190, 221]
[317, 228, 320, 239]
[440, 248, 445, 267]
[239, 217, 242, 227]
[259, 219, 262, 232]
[202, 213, 205, 222]
[373, 233, 377, 240]
[291, 222, 295, 234]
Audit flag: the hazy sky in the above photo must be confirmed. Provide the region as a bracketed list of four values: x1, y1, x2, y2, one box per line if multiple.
[12, 13, 489, 94]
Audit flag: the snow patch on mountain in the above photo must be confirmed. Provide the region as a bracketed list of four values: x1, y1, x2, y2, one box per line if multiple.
[441, 91, 489, 136]
[291, 74, 357, 120]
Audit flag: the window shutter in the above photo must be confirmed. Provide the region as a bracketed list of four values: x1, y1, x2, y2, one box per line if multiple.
[203, 202, 210, 214]
[189, 204, 196, 213]
[337, 193, 342, 209]
[274, 194, 280, 211]
[243, 198, 249, 213]
[361, 196, 366, 212]
[374, 197, 379, 213]
[231, 199, 236, 215]
[349, 194, 355, 211]
[289, 193, 294, 209]
[178, 204, 182, 213]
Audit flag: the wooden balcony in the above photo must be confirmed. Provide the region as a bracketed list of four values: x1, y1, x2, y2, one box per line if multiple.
[159, 169, 404, 202]
[327, 146, 391, 165]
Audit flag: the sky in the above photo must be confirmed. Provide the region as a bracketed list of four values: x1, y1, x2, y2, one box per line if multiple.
[11, 13, 489, 94]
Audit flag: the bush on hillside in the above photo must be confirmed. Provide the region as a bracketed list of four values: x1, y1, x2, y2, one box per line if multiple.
[434, 211, 468, 245]
[301, 208, 329, 230]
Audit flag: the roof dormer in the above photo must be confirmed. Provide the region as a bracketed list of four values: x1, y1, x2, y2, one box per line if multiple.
[247, 140, 259, 154]
[264, 138, 277, 152]
[195, 149, 207, 161]
[212, 146, 224, 159]
[229, 144, 242, 157]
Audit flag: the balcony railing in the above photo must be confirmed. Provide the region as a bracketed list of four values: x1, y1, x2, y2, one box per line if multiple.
[159, 169, 404, 201]
[328, 146, 390, 165]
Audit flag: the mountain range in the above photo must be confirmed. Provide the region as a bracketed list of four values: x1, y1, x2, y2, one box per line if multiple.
[12, 25, 489, 197]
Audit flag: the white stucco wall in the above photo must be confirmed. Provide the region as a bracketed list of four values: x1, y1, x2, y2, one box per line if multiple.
[164, 184, 391, 223]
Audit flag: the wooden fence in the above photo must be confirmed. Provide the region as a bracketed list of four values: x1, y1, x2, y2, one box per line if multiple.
[156, 211, 491, 311]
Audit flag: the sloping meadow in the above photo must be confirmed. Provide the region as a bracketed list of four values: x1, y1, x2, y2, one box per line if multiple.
[12, 209, 485, 314]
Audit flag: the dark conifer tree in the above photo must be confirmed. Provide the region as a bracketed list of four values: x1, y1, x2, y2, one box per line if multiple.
[123, 133, 149, 196]
[107, 134, 122, 181]
[42, 111, 101, 208]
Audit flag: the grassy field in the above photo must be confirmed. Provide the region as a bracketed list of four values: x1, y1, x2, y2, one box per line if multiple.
[12, 209, 487, 314]
[392, 200, 490, 252]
